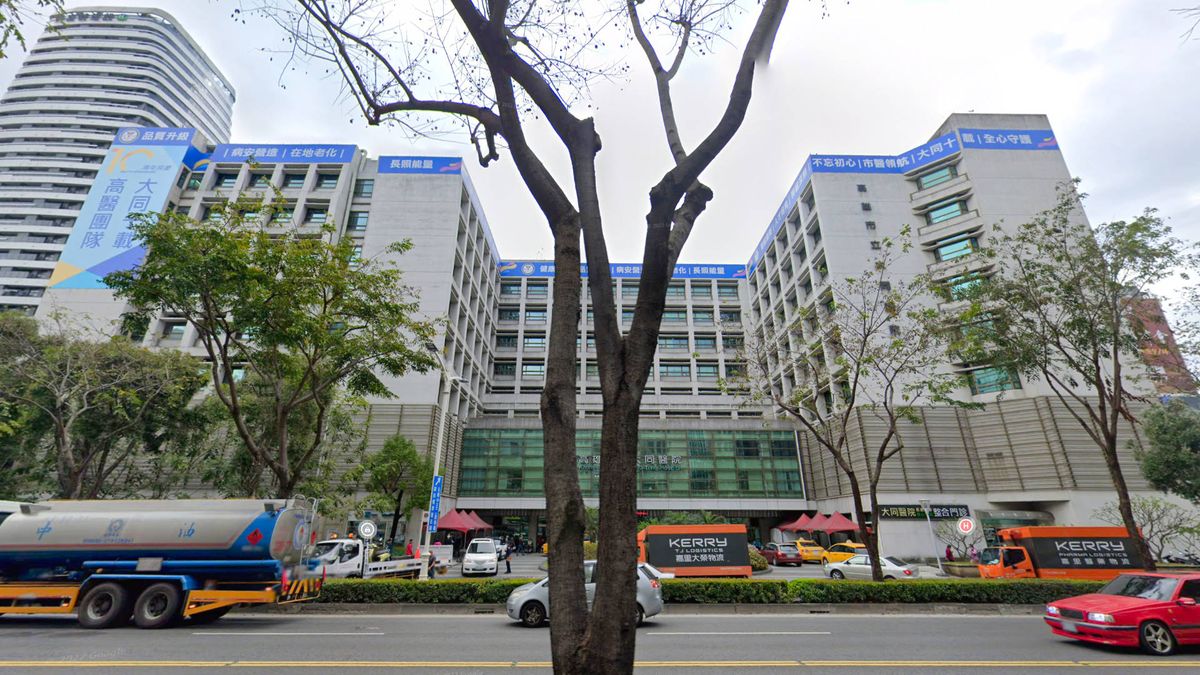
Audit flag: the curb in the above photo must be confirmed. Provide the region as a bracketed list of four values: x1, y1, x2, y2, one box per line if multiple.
[237, 602, 1044, 616]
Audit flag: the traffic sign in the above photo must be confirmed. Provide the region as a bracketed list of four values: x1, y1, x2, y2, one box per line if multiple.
[427, 475, 444, 533]
[956, 517, 976, 536]
[357, 520, 377, 540]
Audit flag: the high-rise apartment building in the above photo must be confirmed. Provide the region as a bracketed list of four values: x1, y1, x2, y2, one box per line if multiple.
[0, 7, 234, 314]
[37, 114, 1182, 557]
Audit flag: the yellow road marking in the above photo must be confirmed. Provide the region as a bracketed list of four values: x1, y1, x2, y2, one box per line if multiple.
[3, 660, 1200, 669]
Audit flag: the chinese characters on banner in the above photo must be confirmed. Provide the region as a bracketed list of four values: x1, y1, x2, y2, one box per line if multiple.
[877, 504, 970, 520]
[576, 454, 683, 476]
[498, 261, 746, 279]
[378, 156, 463, 174]
[209, 144, 357, 163]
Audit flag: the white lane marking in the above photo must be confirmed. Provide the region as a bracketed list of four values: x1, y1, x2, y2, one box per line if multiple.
[192, 632, 385, 636]
[645, 631, 832, 636]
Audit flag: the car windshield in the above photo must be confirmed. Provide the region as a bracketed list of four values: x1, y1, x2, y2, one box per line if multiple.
[468, 541, 496, 555]
[779, 544, 799, 552]
[1099, 575, 1179, 601]
[639, 564, 661, 580]
[312, 542, 338, 558]
[979, 548, 1001, 565]
[884, 557, 908, 567]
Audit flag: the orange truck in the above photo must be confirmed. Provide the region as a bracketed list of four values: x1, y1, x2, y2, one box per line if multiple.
[637, 524, 752, 578]
[978, 526, 1146, 581]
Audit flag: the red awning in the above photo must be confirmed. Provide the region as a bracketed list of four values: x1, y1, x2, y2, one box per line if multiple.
[777, 513, 812, 532]
[821, 512, 860, 533]
[467, 511, 493, 530]
[433, 509, 474, 533]
[807, 513, 829, 532]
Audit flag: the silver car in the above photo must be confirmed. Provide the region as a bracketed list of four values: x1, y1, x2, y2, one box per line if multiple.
[505, 561, 665, 627]
[824, 554, 919, 580]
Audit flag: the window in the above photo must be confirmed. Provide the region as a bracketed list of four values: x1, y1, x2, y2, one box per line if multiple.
[272, 207, 294, 223]
[667, 283, 685, 298]
[879, 281, 891, 291]
[500, 282, 521, 297]
[690, 470, 714, 491]
[662, 310, 687, 323]
[865, 221, 876, 231]
[735, 439, 760, 457]
[522, 362, 545, 378]
[770, 439, 795, 457]
[622, 284, 639, 299]
[586, 362, 598, 378]
[658, 334, 689, 349]
[725, 363, 746, 378]
[494, 362, 516, 377]
[722, 335, 743, 350]
[524, 334, 546, 350]
[215, 172, 238, 188]
[968, 366, 1020, 394]
[737, 470, 751, 491]
[946, 274, 983, 300]
[692, 284, 712, 299]
[717, 285, 739, 300]
[282, 173, 306, 188]
[304, 207, 327, 224]
[202, 206, 221, 222]
[693, 310, 714, 324]
[694, 335, 717, 350]
[249, 173, 271, 188]
[861, 202, 872, 212]
[347, 211, 369, 231]
[350, 244, 363, 263]
[917, 164, 958, 190]
[353, 179, 374, 197]
[935, 236, 979, 262]
[586, 335, 596, 350]
[525, 308, 547, 322]
[889, 324, 901, 337]
[926, 199, 967, 225]
[526, 283, 548, 298]
[161, 322, 186, 339]
[622, 309, 635, 323]
[185, 172, 202, 190]
[870, 240, 881, 250]
[720, 310, 741, 324]
[315, 173, 339, 189]
[496, 334, 517, 349]
[857, 184, 868, 193]
[499, 307, 520, 321]
[697, 363, 719, 378]
[659, 363, 691, 378]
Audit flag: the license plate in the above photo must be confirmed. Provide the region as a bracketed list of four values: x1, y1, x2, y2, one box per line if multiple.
[1061, 620, 1078, 633]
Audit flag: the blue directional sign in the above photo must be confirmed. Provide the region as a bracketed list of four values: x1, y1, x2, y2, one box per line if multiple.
[427, 475, 444, 533]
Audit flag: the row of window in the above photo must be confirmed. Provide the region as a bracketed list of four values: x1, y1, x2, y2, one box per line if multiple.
[497, 306, 742, 324]
[493, 361, 745, 379]
[495, 333, 744, 352]
[498, 281, 740, 300]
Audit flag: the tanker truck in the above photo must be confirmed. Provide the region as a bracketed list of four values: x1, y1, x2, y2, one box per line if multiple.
[0, 498, 322, 629]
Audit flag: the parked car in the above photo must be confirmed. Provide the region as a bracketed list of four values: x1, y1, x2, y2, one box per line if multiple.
[505, 561, 665, 628]
[824, 554, 919, 580]
[821, 542, 867, 566]
[461, 538, 499, 576]
[794, 539, 826, 563]
[762, 542, 805, 566]
[1044, 573, 1200, 655]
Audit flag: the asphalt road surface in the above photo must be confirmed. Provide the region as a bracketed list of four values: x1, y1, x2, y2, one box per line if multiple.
[3, 612, 1198, 674]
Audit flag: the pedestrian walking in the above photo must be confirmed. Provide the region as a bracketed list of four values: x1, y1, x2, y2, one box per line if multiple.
[944, 545, 955, 563]
[504, 545, 513, 574]
[428, 554, 438, 579]
[969, 545, 979, 563]
[405, 540, 414, 558]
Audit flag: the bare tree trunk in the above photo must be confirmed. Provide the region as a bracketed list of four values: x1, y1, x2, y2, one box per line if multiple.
[844, 470, 881, 581]
[389, 489, 405, 545]
[1101, 436, 1156, 570]
[865, 478, 884, 581]
[540, 217, 589, 673]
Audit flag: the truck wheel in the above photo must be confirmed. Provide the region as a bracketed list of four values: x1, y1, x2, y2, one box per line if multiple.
[133, 583, 182, 629]
[520, 601, 546, 627]
[1139, 621, 1177, 656]
[78, 582, 132, 629]
[190, 605, 234, 625]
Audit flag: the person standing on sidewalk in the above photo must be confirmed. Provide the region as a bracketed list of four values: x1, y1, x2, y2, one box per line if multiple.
[503, 545, 513, 574]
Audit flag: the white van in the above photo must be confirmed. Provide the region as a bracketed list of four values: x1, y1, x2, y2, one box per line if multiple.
[462, 538, 499, 576]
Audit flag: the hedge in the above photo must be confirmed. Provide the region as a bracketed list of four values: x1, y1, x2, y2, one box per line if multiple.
[316, 577, 1104, 605]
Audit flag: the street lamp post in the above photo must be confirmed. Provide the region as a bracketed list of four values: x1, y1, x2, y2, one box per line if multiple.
[919, 498, 945, 576]
[418, 346, 466, 581]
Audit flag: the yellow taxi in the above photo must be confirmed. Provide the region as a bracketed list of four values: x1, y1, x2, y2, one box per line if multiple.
[794, 539, 826, 563]
[820, 541, 866, 566]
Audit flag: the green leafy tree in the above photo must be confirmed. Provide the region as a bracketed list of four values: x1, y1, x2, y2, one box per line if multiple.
[740, 231, 975, 581]
[105, 197, 438, 497]
[1139, 400, 1200, 505]
[0, 311, 206, 498]
[970, 185, 1198, 571]
[350, 435, 434, 546]
[0, 0, 62, 59]
[1094, 495, 1200, 562]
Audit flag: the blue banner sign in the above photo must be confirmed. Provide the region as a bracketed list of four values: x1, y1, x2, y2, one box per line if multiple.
[210, 143, 357, 163]
[958, 128, 1057, 150]
[378, 156, 463, 174]
[427, 475, 444, 533]
[50, 127, 193, 289]
[498, 261, 747, 279]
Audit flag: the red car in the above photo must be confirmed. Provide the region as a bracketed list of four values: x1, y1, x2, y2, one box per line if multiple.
[761, 542, 805, 566]
[1045, 572, 1200, 655]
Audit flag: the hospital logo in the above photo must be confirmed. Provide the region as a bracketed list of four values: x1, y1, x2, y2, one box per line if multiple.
[118, 129, 140, 143]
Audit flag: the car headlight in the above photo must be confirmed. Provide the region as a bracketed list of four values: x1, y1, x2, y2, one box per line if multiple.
[1087, 612, 1114, 624]
[1046, 605, 1060, 616]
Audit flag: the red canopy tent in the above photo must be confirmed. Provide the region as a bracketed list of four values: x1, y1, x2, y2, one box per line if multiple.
[433, 509, 474, 533]
[467, 511, 492, 531]
[777, 513, 812, 532]
[821, 512, 860, 533]
[807, 513, 829, 532]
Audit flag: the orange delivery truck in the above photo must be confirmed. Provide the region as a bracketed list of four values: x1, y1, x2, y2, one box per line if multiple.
[978, 526, 1146, 581]
[637, 524, 752, 578]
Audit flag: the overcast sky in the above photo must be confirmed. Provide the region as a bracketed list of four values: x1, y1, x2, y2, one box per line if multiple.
[2, 0, 1197, 266]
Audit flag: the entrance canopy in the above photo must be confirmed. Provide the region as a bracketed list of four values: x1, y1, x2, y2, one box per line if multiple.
[434, 509, 474, 533]
[807, 513, 829, 532]
[821, 512, 860, 533]
[467, 511, 493, 530]
[778, 513, 812, 532]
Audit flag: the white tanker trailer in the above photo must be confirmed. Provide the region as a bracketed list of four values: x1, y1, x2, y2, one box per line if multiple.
[0, 498, 322, 628]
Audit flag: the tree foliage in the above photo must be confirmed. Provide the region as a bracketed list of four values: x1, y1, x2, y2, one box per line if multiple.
[350, 434, 434, 545]
[0, 0, 62, 59]
[970, 184, 1198, 571]
[1094, 495, 1200, 562]
[1139, 400, 1200, 505]
[0, 311, 207, 499]
[740, 230, 973, 580]
[105, 197, 438, 498]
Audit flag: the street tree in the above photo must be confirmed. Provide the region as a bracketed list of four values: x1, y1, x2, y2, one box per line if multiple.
[0, 0, 62, 59]
[1095, 495, 1200, 562]
[740, 231, 973, 581]
[969, 185, 1198, 571]
[0, 311, 206, 499]
[935, 520, 984, 561]
[105, 197, 438, 498]
[245, 1, 793, 671]
[1138, 400, 1200, 505]
[351, 434, 434, 546]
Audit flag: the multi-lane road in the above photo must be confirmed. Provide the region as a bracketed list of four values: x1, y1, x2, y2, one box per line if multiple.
[2, 612, 1196, 674]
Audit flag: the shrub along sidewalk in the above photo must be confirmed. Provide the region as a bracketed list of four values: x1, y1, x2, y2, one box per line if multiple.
[315, 577, 1103, 605]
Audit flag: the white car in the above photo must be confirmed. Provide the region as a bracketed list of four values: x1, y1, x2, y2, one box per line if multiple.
[824, 554, 919, 580]
[506, 561, 665, 627]
[462, 538, 499, 576]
